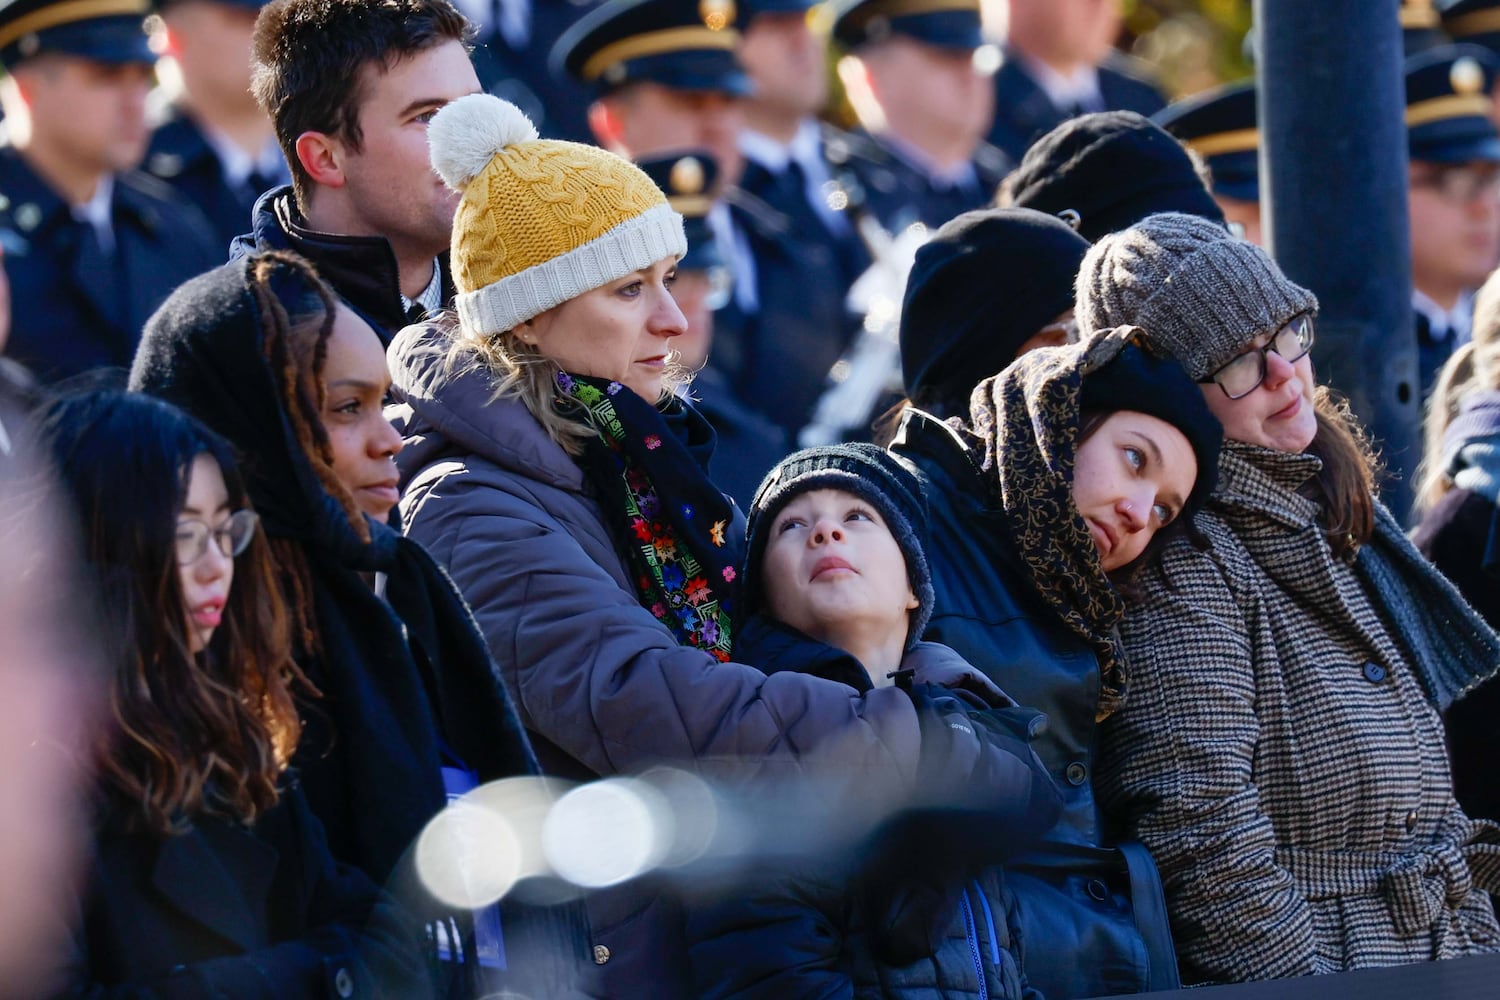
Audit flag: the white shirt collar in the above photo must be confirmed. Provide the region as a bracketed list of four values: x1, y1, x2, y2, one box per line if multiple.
[740, 119, 824, 173]
[71, 175, 115, 255]
[1413, 287, 1475, 344]
[1018, 53, 1104, 113]
[199, 121, 287, 192]
[401, 259, 445, 317]
[880, 133, 978, 190]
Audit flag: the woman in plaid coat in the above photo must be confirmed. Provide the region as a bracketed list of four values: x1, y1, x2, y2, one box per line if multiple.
[1076, 213, 1500, 984]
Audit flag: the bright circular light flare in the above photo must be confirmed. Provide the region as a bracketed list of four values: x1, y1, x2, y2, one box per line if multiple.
[541, 779, 663, 888]
[639, 767, 719, 868]
[464, 776, 573, 882]
[414, 800, 522, 909]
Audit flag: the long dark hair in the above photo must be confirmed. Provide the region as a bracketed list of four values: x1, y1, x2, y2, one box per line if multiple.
[40, 391, 308, 835]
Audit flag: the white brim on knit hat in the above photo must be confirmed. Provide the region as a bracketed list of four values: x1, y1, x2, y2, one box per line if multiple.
[455, 202, 687, 336]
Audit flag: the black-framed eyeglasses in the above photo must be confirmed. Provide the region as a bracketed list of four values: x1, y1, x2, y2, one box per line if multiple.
[174, 509, 259, 565]
[1199, 313, 1315, 400]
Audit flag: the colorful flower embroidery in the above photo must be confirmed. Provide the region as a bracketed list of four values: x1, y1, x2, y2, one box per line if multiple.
[685, 576, 711, 606]
[710, 520, 727, 547]
[631, 518, 653, 543]
[607, 381, 623, 395]
[681, 504, 695, 519]
[645, 435, 662, 450]
[722, 566, 736, 582]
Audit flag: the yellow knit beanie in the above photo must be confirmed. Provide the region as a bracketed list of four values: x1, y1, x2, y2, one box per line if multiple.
[428, 93, 688, 336]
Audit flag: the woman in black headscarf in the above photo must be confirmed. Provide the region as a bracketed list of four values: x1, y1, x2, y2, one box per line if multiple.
[130, 250, 579, 994]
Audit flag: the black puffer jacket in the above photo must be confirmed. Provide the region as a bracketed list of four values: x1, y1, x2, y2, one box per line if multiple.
[687, 615, 1057, 1000]
[230, 187, 455, 343]
[889, 409, 1178, 999]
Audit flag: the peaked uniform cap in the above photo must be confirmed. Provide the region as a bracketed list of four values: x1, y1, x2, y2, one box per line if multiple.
[430, 94, 688, 336]
[551, 0, 749, 96]
[1405, 43, 1500, 163]
[0, 0, 152, 68]
[1153, 81, 1260, 203]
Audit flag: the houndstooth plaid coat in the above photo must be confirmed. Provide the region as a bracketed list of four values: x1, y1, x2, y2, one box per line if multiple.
[1097, 442, 1500, 984]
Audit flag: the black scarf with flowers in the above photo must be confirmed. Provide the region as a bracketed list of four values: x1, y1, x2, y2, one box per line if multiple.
[558, 372, 739, 661]
[966, 328, 1134, 721]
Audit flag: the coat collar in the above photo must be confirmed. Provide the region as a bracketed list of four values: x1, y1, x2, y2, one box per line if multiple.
[1211, 441, 1324, 528]
[149, 815, 279, 950]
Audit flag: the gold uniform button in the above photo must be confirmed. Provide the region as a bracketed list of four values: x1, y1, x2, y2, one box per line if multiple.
[593, 944, 611, 965]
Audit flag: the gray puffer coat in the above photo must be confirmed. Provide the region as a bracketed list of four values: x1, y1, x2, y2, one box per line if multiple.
[388, 324, 1030, 996]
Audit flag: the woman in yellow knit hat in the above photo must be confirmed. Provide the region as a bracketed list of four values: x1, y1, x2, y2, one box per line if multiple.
[388, 94, 1031, 995]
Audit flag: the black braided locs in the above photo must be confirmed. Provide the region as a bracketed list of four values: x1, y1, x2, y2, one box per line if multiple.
[245, 251, 371, 658]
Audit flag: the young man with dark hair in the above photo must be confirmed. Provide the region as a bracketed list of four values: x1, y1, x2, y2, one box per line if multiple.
[0, 0, 220, 384]
[239, 0, 479, 339]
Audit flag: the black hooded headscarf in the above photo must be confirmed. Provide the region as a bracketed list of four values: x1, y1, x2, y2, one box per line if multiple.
[129, 252, 539, 883]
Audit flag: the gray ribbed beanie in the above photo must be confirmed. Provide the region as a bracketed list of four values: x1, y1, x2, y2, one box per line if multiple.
[1075, 212, 1318, 380]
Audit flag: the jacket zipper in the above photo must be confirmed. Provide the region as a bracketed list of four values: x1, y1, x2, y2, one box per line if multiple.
[959, 887, 989, 1000]
[974, 879, 1002, 966]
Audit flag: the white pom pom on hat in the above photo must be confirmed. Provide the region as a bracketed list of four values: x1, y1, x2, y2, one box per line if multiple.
[428, 93, 540, 191]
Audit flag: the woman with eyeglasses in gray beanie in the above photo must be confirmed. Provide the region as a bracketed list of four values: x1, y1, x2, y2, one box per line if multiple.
[1077, 212, 1500, 985]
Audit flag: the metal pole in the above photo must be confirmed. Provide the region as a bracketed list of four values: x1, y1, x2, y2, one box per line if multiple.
[1254, 0, 1419, 517]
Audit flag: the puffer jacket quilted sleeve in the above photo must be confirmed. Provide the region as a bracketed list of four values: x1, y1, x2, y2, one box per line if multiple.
[389, 324, 1026, 800]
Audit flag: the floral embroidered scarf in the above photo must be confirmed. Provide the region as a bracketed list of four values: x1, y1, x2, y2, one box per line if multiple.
[558, 373, 739, 661]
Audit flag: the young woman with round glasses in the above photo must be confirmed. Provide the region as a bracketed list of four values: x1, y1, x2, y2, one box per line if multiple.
[1075, 213, 1500, 984]
[41, 390, 428, 996]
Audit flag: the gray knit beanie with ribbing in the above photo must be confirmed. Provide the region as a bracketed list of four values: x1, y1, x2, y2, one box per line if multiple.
[1075, 212, 1318, 380]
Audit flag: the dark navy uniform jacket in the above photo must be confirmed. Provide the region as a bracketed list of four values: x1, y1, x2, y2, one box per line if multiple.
[231, 185, 455, 345]
[828, 126, 1009, 233]
[690, 365, 788, 509]
[715, 183, 863, 443]
[1416, 309, 1463, 406]
[145, 104, 285, 256]
[987, 50, 1167, 162]
[0, 144, 220, 384]
[471, 0, 605, 144]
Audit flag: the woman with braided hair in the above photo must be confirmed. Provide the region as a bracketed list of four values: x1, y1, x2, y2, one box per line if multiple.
[130, 250, 575, 996]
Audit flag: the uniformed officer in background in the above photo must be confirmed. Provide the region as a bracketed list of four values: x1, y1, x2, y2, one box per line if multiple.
[1405, 44, 1500, 401]
[983, 0, 1165, 162]
[1154, 80, 1262, 246]
[1443, 0, 1500, 131]
[462, 0, 603, 142]
[827, 0, 1010, 232]
[638, 151, 788, 506]
[554, 0, 747, 190]
[144, 0, 289, 252]
[0, 0, 218, 383]
[1403, 0, 1450, 55]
